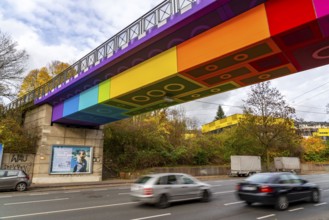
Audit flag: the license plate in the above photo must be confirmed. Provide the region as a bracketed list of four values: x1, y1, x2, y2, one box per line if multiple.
[242, 186, 256, 191]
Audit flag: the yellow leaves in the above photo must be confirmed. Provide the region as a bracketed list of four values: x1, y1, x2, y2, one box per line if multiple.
[302, 137, 326, 153]
[18, 61, 69, 96]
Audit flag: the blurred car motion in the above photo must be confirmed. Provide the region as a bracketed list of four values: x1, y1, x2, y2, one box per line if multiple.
[236, 172, 320, 210]
[0, 169, 31, 191]
[130, 173, 212, 208]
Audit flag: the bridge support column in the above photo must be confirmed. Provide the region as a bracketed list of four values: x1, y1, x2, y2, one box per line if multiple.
[24, 104, 104, 184]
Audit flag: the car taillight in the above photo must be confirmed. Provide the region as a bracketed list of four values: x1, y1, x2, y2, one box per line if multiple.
[25, 175, 30, 180]
[259, 185, 273, 193]
[144, 188, 153, 195]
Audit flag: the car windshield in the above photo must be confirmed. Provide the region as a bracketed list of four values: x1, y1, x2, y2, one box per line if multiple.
[245, 173, 273, 183]
[135, 176, 152, 184]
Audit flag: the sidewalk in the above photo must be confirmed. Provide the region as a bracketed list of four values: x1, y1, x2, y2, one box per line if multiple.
[30, 175, 229, 191]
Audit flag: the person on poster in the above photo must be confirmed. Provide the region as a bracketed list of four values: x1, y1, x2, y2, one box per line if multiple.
[73, 150, 87, 172]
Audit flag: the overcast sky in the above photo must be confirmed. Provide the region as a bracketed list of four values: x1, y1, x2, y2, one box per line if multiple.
[0, 0, 328, 125]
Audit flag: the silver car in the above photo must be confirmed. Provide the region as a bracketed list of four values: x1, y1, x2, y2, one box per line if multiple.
[0, 169, 31, 191]
[130, 173, 212, 208]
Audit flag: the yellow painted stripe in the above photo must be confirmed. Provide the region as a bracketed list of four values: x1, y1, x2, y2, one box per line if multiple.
[110, 47, 178, 98]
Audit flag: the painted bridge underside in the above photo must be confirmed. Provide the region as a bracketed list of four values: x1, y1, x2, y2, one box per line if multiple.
[48, 0, 329, 127]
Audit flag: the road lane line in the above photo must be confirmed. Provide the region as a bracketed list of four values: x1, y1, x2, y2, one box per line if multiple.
[211, 184, 222, 187]
[92, 189, 108, 192]
[118, 193, 130, 195]
[224, 201, 244, 206]
[0, 196, 13, 198]
[28, 193, 49, 196]
[288, 207, 304, 212]
[256, 214, 275, 219]
[314, 202, 327, 206]
[131, 213, 171, 220]
[4, 198, 69, 205]
[0, 202, 138, 219]
[214, 190, 235, 194]
[322, 189, 329, 192]
[64, 190, 81, 193]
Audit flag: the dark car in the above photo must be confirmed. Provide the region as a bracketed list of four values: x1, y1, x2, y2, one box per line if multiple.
[0, 169, 31, 191]
[236, 172, 320, 210]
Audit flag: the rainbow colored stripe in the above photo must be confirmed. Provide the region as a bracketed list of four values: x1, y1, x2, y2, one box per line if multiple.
[52, 0, 329, 127]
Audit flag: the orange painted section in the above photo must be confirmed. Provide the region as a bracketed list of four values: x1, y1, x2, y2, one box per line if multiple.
[177, 4, 270, 73]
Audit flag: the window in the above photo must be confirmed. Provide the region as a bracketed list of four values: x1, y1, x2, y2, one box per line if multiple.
[7, 171, 19, 177]
[182, 176, 195, 184]
[156, 176, 168, 185]
[167, 175, 177, 185]
[278, 174, 290, 184]
[135, 176, 152, 184]
[0, 171, 6, 177]
[288, 174, 303, 184]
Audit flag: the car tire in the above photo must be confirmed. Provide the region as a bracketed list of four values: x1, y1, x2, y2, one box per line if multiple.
[275, 195, 289, 211]
[200, 190, 211, 202]
[15, 182, 27, 192]
[310, 189, 320, 203]
[245, 201, 253, 206]
[157, 194, 169, 209]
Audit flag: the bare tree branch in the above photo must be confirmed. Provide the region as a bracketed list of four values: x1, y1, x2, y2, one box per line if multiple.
[0, 30, 28, 103]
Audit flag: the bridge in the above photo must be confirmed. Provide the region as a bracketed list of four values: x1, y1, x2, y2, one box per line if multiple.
[7, 0, 329, 127]
[5, 0, 329, 183]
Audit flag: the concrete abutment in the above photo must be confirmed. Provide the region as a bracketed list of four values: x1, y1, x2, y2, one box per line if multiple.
[24, 104, 104, 184]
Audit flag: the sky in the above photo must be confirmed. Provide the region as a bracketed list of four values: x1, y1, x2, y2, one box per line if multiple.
[0, 0, 328, 126]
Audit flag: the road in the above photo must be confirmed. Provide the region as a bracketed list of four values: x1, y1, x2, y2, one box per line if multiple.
[0, 174, 328, 220]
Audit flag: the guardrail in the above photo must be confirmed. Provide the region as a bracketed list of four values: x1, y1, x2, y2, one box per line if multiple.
[5, 0, 196, 110]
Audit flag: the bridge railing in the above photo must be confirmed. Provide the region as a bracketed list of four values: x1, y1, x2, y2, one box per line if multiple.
[5, 0, 196, 111]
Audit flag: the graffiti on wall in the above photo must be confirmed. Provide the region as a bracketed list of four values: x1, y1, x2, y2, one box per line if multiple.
[1, 153, 35, 175]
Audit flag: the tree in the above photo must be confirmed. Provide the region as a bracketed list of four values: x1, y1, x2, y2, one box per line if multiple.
[0, 30, 28, 103]
[18, 61, 69, 96]
[214, 105, 226, 121]
[240, 81, 301, 170]
[302, 137, 327, 162]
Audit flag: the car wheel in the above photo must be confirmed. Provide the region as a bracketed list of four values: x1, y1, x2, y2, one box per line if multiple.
[245, 201, 253, 206]
[16, 182, 27, 192]
[157, 194, 169, 209]
[310, 190, 320, 203]
[275, 195, 289, 211]
[200, 190, 211, 202]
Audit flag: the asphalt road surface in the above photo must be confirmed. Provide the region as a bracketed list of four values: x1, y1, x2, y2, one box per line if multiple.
[0, 174, 328, 220]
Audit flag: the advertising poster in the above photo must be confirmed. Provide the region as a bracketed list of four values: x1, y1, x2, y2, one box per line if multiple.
[50, 145, 93, 174]
[0, 143, 3, 168]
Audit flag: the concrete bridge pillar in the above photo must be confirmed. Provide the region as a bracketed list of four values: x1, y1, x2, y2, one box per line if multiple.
[24, 104, 104, 184]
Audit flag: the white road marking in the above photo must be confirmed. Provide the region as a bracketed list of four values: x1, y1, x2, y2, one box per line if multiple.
[314, 202, 327, 206]
[224, 201, 245, 206]
[28, 193, 49, 196]
[131, 213, 171, 220]
[92, 189, 108, 192]
[214, 190, 235, 194]
[64, 190, 81, 193]
[322, 189, 329, 192]
[0, 202, 138, 219]
[256, 214, 276, 219]
[288, 207, 304, 212]
[4, 198, 69, 205]
[0, 196, 13, 199]
[118, 192, 130, 195]
[211, 184, 222, 187]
